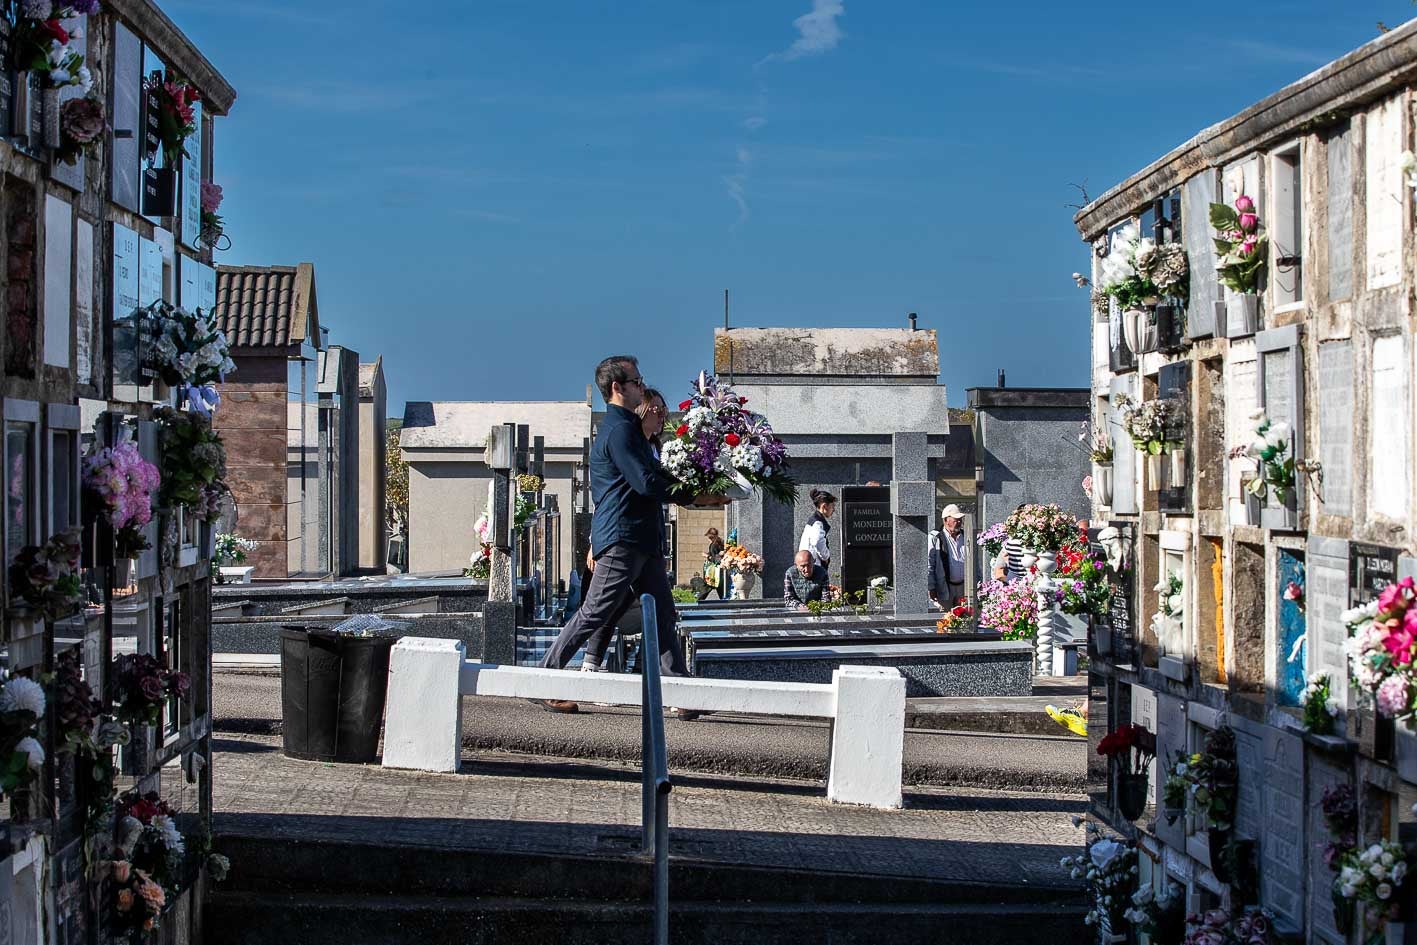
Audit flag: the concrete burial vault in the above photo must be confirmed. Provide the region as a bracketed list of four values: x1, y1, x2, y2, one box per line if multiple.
[381, 638, 909, 809]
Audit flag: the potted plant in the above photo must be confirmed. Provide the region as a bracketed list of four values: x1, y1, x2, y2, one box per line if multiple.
[977, 578, 1039, 641]
[1095, 222, 1189, 356]
[1117, 395, 1182, 486]
[1302, 672, 1339, 736]
[1082, 417, 1114, 506]
[1163, 725, 1238, 883]
[1003, 503, 1078, 568]
[1210, 195, 1267, 334]
[212, 533, 257, 584]
[1097, 723, 1155, 821]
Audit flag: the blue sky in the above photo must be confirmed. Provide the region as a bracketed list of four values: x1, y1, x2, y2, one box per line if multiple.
[168, 1, 1411, 415]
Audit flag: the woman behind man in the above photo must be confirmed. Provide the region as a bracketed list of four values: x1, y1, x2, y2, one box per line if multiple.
[799, 489, 836, 570]
[579, 387, 671, 673]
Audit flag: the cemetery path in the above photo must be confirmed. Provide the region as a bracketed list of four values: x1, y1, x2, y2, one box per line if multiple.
[216, 670, 1086, 792]
[212, 732, 1086, 891]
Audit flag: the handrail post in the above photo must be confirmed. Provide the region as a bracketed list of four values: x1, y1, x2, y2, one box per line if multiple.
[639, 593, 671, 945]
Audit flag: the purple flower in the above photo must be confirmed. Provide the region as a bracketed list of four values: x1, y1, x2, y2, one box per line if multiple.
[1238, 212, 1258, 233]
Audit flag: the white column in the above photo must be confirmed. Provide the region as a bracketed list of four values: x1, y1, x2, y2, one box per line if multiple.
[382, 638, 465, 772]
[827, 666, 906, 809]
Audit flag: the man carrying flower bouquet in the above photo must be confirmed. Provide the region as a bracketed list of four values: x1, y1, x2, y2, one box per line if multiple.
[537, 355, 715, 715]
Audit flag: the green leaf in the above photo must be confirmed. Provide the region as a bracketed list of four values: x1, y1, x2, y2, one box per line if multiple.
[1148, 441, 1163, 455]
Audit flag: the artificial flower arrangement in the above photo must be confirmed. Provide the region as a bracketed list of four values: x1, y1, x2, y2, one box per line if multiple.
[133, 300, 236, 392]
[0, 671, 47, 799]
[1302, 672, 1339, 735]
[1097, 723, 1156, 780]
[1182, 906, 1277, 945]
[935, 601, 972, 633]
[110, 653, 189, 727]
[8, 527, 83, 619]
[869, 576, 891, 607]
[720, 542, 764, 574]
[83, 440, 159, 558]
[1056, 540, 1113, 618]
[976, 522, 1007, 562]
[53, 648, 128, 864]
[199, 181, 226, 248]
[466, 508, 492, 581]
[1003, 503, 1078, 554]
[12, 0, 98, 90]
[1228, 409, 1296, 503]
[1082, 417, 1113, 465]
[1124, 882, 1186, 944]
[1333, 840, 1407, 945]
[145, 71, 200, 166]
[1345, 577, 1417, 726]
[1209, 195, 1268, 295]
[1096, 220, 1190, 310]
[1059, 822, 1137, 934]
[55, 94, 105, 166]
[109, 858, 166, 937]
[515, 473, 543, 494]
[1162, 725, 1237, 832]
[1116, 394, 1183, 456]
[660, 372, 796, 505]
[157, 406, 228, 521]
[116, 792, 186, 886]
[211, 533, 256, 581]
[977, 578, 1039, 640]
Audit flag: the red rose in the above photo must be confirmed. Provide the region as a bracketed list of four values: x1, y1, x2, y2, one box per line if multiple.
[675, 424, 689, 437]
[40, 19, 68, 44]
[738, 396, 748, 404]
[724, 433, 741, 447]
[678, 400, 692, 411]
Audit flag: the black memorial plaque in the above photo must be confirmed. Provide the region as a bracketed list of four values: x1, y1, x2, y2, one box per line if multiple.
[1102, 521, 1137, 666]
[1158, 362, 1191, 514]
[1350, 542, 1399, 608]
[841, 485, 891, 596]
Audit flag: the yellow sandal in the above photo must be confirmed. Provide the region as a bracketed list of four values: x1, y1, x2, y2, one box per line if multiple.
[1046, 704, 1088, 737]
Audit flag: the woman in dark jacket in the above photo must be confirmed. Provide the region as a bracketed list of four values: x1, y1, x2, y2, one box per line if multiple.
[704, 527, 726, 599]
[798, 489, 836, 570]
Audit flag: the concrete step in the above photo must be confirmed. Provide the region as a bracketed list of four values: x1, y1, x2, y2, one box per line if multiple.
[208, 891, 1090, 945]
[214, 832, 1081, 908]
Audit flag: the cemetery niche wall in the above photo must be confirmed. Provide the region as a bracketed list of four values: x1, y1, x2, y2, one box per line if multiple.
[1073, 20, 1417, 944]
[0, 0, 236, 942]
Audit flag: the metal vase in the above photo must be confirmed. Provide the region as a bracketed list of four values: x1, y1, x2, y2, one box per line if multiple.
[1117, 772, 1149, 821]
[1239, 293, 1261, 334]
[41, 87, 60, 149]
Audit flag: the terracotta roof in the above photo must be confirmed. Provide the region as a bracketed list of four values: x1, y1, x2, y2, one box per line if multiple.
[214, 263, 319, 349]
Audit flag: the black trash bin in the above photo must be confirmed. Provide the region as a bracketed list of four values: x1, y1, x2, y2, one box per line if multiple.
[280, 626, 395, 763]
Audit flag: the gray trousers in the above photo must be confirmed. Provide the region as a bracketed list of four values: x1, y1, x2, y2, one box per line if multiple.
[539, 544, 687, 677]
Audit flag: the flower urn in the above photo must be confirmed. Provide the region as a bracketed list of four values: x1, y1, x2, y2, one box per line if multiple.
[1093, 619, 1113, 658]
[1121, 308, 1145, 354]
[730, 570, 756, 600]
[1117, 772, 1148, 821]
[1168, 449, 1185, 486]
[1093, 464, 1113, 506]
[1145, 452, 1162, 489]
[1237, 293, 1261, 335]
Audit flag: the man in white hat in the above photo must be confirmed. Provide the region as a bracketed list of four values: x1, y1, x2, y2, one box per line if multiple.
[928, 504, 969, 606]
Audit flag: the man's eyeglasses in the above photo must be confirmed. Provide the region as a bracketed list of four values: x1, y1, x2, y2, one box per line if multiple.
[623, 376, 646, 389]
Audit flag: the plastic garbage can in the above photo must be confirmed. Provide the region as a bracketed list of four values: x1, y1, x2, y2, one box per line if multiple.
[280, 626, 394, 763]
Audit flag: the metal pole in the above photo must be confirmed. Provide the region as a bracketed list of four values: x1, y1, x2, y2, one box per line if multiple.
[638, 593, 671, 945]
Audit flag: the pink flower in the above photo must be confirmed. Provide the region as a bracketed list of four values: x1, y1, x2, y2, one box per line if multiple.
[1240, 240, 1257, 256]
[1082, 474, 1093, 498]
[1238, 212, 1258, 233]
[1382, 622, 1415, 665]
[1234, 195, 1255, 213]
[1379, 580, 1413, 617]
[1377, 675, 1410, 716]
[200, 181, 224, 213]
[1283, 581, 1303, 603]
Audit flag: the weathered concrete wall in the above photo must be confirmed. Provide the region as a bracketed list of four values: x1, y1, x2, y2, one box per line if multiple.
[969, 391, 1090, 530]
[728, 382, 950, 436]
[714, 327, 940, 377]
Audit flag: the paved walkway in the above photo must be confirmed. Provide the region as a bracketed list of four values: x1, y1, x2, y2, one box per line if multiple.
[215, 671, 1087, 792]
[213, 733, 1086, 890]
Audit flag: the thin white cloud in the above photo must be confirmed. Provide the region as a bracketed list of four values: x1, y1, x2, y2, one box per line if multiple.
[1226, 39, 1333, 67]
[455, 209, 522, 225]
[762, 0, 845, 65]
[722, 147, 752, 229]
[743, 115, 768, 131]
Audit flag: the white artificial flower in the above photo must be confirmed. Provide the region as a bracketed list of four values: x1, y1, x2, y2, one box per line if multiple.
[0, 677, 46, 718]
[1168, 593, 1184, 614]
[1378, 882, 1394, 900]
[15, 736, 43, 771]
[1370, 863, 1387, 879]
[1088, 838, 1123, 871]
[1342, 884, 1357, 898]
[1382, 851, 1395, 867]
[1392, 861, 1408, 883]
[1326, 699, 1340, 715]
[729, 443, 763, 474]
[152, 814, 185, 854]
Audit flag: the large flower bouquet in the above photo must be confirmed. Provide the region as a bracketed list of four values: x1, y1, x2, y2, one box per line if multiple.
[1060, 824, 1137, 934]
[1228, 409, 1295, 503]
[720, 542, 763, 574]
[1003, 503, 1077, 554]
[200, 182, 226, 248]
[1097, 221, 1189, 309]
[935, 602, 972, 633]
[83, 441, 158, 558]
[1162, 725, 1237, 831]
[1056, 537, 1113, 617]
[1117, 395, 1182, 456]
[1209, 195, 1268, 295]
[13, 0, 98, 90]
[0, 672, 47, 798]
[134, 300, 235, 391]
[8, 528, 83, 619]
[109, 859, 165, 937]
[111, 654, 189, 726]
[116, 792, 186, 886]
[1334, 841, 1407, 943]
[145, 72, 200, 166]
[660, 372, 796, 505]
[1183, 907, 1277, 945]
[1346, 577, 1417, 725]
[978, 578, 1038, 640]
[157, 407, 227, 520]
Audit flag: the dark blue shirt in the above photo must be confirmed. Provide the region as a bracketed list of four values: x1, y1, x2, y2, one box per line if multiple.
[589, 403, 675, 557]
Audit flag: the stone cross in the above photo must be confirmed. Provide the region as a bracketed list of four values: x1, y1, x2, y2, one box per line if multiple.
[890, 432, 931, 616]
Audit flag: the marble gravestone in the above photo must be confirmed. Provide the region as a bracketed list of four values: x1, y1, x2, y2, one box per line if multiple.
[840, 485, 891, 597]
[891, 433, 932, 616]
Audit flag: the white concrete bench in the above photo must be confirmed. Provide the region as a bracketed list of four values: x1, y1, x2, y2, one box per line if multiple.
[381, 638, 907, 809]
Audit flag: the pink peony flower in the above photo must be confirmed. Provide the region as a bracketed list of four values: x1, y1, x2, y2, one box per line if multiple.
[1382, 622, 1416, 665]
[200, 181, 224, 213]
[1377, 675, 1410, 716]
[1234, 195, 1255, 213]
[1378, 579, 1413, 616]
[1238, 212, 1258, 232]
